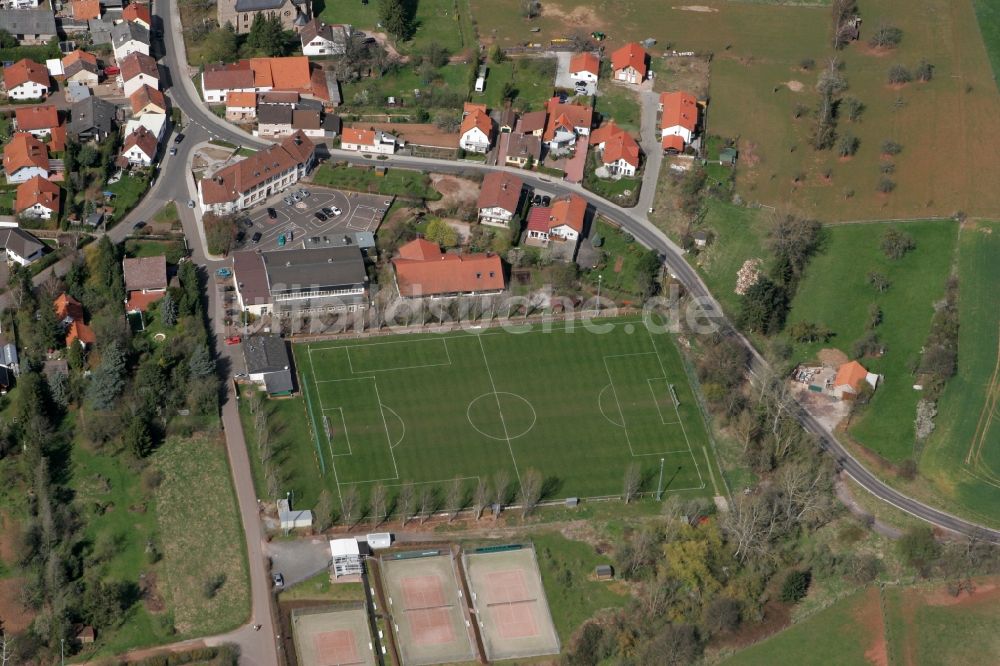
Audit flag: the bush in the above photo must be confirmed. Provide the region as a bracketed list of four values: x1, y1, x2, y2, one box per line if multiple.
[887, 64, 912, 85]
[837, 133, 859, 157]
[869, 24, 903, 49]
[881, 139, 902, 155]
[877, 177, 897, 194]
[897, 525, 940, 571]
[780, 569, 812, 603]
[880, 228, 915, 259]
[851, 331, 882, 358]
[703, 596, 742, 636]
[202, 573, 226, 599]
[915, 59, 934, 82]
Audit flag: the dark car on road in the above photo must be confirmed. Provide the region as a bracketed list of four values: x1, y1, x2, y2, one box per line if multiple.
[251, 232, 262, 244]
[314, 211, 328, 221]
[132, 221, 146, 230]
[242, 218, 254, 228]
[174, 133, 184, 144]
[267, 208, 277, 219]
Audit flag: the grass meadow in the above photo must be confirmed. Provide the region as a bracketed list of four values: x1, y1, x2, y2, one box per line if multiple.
[154, 435, 250, 637]
[594, 83, 642, 133]
[973, 0, 1000, 88]
[472, 0, 1000, 220]
[313, 165, 442, 200]
[917, 222, 1000, 527]
[317, 0, 474, 55]
[477, 59, 556, 111]
[785, 221, 958, 463]
[291, 320, 719, 511]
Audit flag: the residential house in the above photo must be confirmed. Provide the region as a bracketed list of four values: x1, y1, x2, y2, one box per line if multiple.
[0, 227, 45, 265]
[340, 127, 398, 155]
[118, 51, 158, 97]
[15, 105, 59, 138]
[3, 132, 49, 184]
[299, 18, 349, 56]
[259, 90, 298, 105]
[123, 255, 167, 312]
[542, 96, 593, 152]
[256, 103, 292, 137]
[659, 91, 698, 152]
[477, 171, 522, 228]
[69, 96, 117, 141]
[241, 334, 293, 395]
[217, 0, 311, 35]
[200, 56, 317, 103]
[569, 52, 600, 82]
[62, 49, 100, 86]
[226, 91, 257, 121]
[525, 194, 587, 249]
[0, 10, 56, 44]
[500, 131, 541, 168]
[120, 125, 157, 166]
[121, 2, 151, 29]
[590, 121, 640, 178]
[322, 114, 341, 138]
[71, 0, 101, 20]
[459, 108, 492, 153]
[199, 131, 316, 214]
[0, 0, 39, 8]
[833, 360, 879, 400]
[231, 245, 368, 317]
[15, 175, 59, 219]
[111, 20, 150, 60]
[291, 109, 323, 138]
[3, 59, 49, 100]
[392, 238, 505, 298]
[53, 293, 95, 347]
[124, 113, 167, 142]
[497, 106, 516, 133]
[515, 110, 546, 137]
[1, 342, 19, 377]
[65, 81, 91, 103]
[129, 84, 167, 116]
[610, 42, 647, 84]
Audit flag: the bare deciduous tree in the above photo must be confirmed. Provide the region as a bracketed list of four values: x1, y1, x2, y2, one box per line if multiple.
[623, 463, 642, 503]
[446, 477, 464, 522]
[370, 483, 387, 528]
[519, 469, 544, 518]
[418, 485, 436, 523]
[492, 470, 510, 521]
[473, 477, 490, 520]
[398, 482, 416, 526]
[341, 486, 360, 528]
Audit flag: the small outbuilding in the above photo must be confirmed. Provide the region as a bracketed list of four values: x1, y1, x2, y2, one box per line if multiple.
[595, 564, 614, 580]
[330, 538, 363, 578]
[277, 497, 313, 531]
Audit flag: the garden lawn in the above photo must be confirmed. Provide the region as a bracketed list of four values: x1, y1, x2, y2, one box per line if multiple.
[722, 588, 882, 666]
[583, 220, 653, 298]
[317, 0, 472, 54]
[785, 221, 958, 462]
[124, 239, 187, 264]
[154, 435, 250, 637]
[594, 83, 641, 133]
[108, 173, 151, 222]
[294, 318, 717, 507]
[278, 571, 366, 603]
[478, 58, 556, 111]
[530, 532, 629, 642]
[312, 164, 442, 200]
[919, 221, 1000, 526]
[340, 63, 469, 109]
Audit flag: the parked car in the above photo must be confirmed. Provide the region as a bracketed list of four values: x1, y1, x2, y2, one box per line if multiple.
[251, 232, 262, 243]
[541, 195, 551, 206]
[235, 231, 245, 244]
[174, 133, 184, 144]
[314, 212, 328, 221]
[532, 194, 541, 205]
[267, 208, 277, 219]
[215, 268, 232, 278]
[383, 200, 392, 206]
[283, 196, 294, 205]
[187, 199, 196, 208]
[243, 218, 254, 228]
[331, 207, 342, 216]
[169, 147, 177, 156]
[272, 573, 284, 588]
[321, 207, 334, 215]
[132, 221, 146, 230]
[278, 234, 286, 247]
[225, 335, 241, 345]
[297, 188, 310, 198]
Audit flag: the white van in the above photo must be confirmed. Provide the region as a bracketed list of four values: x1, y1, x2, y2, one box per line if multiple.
[475, 76, 486, 93]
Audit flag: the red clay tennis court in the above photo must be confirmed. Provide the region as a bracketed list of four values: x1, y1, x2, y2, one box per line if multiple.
[464, 545, 560, 660]
[381, 552, 476, 665]
[291, 605, 376, 666]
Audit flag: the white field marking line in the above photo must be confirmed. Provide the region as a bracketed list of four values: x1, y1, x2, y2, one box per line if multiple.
[597, 384, 625, 428]
[647, 330, 705, 489]
[466, 392, 538, 441]
[371, 376, 401, 481]
[603, 353, 688, 457]
[602, 355, 637, 457]
[321, 406, 353, 457]
[339, 474, 483, 490]
[308, 345, 344, 503]
[344, 337, 452, 374]
[477, 335, 522, 489]
[646, 377, 681, 426]
[382, 404, 406, 449]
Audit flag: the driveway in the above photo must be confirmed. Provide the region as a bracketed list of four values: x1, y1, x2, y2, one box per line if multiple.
[636, 88, 664, 214]
[553, 51, 596, 96]
[266, 537, 334, 587]
[235, 186, 390, 253]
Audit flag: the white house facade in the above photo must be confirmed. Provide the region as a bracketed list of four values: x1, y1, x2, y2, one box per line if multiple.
[8, 80, 47, 100]
[459, 126, 490, 153]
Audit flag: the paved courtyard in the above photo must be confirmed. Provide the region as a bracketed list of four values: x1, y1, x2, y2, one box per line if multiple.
[554, 51, 597, 96]
[235, 186, 391, 253]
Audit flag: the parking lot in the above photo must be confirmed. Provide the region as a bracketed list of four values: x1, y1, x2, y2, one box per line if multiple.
[234, 186, 392, 252]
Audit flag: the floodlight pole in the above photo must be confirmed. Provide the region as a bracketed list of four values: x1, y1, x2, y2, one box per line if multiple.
[656, 457, 665, 501]
[597, 274, 603, 313]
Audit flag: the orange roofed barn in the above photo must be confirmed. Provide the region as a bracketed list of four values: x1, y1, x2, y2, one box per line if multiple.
[833, 360, 878, 400]
[611, 42, 647, 84]
[392, 239, 505, 298]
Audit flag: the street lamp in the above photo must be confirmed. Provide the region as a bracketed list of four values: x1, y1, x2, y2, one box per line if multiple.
[596, 274, 603, 313]
[656, 457, 665, 501]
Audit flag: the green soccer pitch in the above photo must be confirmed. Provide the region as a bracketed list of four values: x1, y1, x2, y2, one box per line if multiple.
[294, 319, 723, 504]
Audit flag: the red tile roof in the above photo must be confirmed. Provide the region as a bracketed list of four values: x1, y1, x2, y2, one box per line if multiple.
[3, 59, 48, 91]
[62, 49, 98, 78]
[71, 0, 101, 20]
[526, 195, 587, 235]
[16, 105, 59, 131]
[661, 134, 684, 151]
[54, 293, 95, 345]
[119, 52, 158, 82]
[122, 2, 151, 25]
[341, 127, 375, 146]
[16, 175, 59, 214]
[589, 120, 624, 146]
[49, 124, 66, 153]
[122, 126, 158, 160]
[835, 360, 869, 393]
[463, 102, 487, 116]
[611, 42, 647, 78]
[125, 290, 164, 313]
[250, 56, 312, 91]
[477, 171, 522, 212]
[393, 239, 504, 297]
[543, 97, 593, 141]
[516, 110, 546, 134]
[129, 84, 167, 115]
[602, 130, 640, 168]
[569, 52, 599, 75]
[460, 109, 492, 138]
[4, 132, 48, 175]
[203, 61, 254, 91]
[200, 132, 315, 205]
[226, 91, 257, 108]
[660, 91, 698, 132]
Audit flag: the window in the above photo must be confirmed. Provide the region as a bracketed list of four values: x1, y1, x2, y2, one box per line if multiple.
[475, 272, 481, 279]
